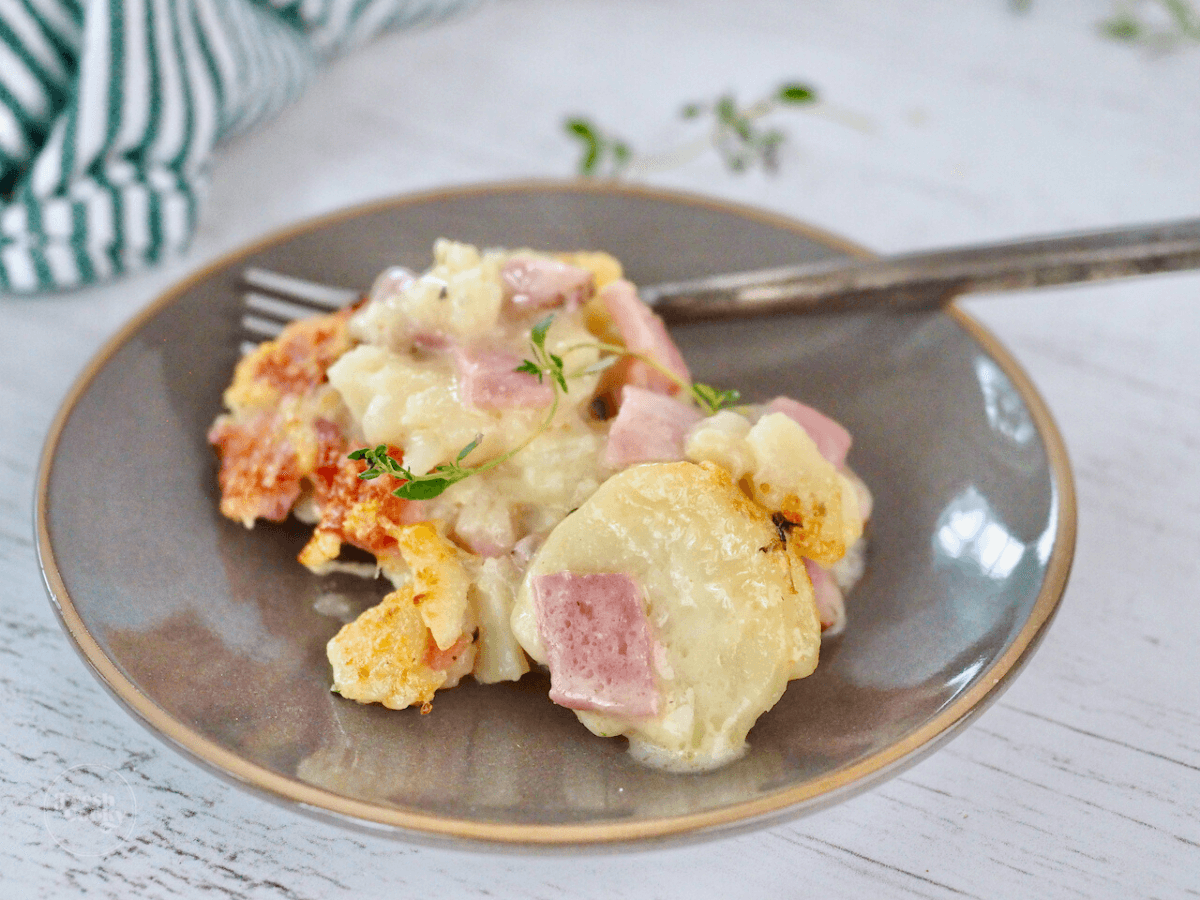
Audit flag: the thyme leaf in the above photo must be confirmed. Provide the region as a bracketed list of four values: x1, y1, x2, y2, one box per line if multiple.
[777, 83, 818, 104]
[394, 475, 460, 500]
[521, 315, 570, 390]
[457, 435, 483, 462]
[514, 359, 543, 379]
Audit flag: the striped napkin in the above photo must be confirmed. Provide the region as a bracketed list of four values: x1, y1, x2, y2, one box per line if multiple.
[0, 0, 477, 294]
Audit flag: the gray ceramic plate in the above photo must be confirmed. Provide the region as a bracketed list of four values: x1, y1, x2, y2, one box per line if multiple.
[37, 181, 1075, 849]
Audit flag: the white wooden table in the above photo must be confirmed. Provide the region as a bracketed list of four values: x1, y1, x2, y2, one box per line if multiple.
[4, 1, 1199, 896]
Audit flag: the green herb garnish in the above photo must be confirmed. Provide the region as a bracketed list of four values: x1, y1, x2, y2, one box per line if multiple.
[565, 81, 820, 178]
[702, 83, 818, 173]
[352, 317, 739, 500]
[564, 118, 633, 178]
[349, 439, 482, 500]
[691, 383, 743, 415]
[562, 336, 741, 414]
[561, 82, 816, 180]
[514, 315, 569, 391]
[1016, 0, 1199, 46]
[1101, 0, 1200, 45]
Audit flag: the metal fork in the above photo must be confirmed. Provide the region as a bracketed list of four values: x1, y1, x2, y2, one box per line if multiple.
[240, 268, 361, 354]
[240, 216, 1200, 347]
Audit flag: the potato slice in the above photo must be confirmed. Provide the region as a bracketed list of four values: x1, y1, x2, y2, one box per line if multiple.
[512, 461, 820, 772]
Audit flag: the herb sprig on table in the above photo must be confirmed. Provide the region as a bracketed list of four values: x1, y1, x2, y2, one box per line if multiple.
[351, 315, 739, 500]
[1102, 0, 1200, 45]
[1013, 0, 1200, 46]
[565, 81, 821, 178]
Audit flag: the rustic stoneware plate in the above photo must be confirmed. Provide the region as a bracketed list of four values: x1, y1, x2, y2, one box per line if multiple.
[36, 181, 1075, 849]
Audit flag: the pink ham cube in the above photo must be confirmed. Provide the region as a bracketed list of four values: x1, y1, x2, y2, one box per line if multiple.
[501, 256, 593, 312]
[532, 571, 659, 717]
[600, 279, 691, 395]
[453, 346, 555, 409]
[603, 385, 703, 469]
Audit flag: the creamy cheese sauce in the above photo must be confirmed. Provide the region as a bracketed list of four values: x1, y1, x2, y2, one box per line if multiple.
[328, 240, 611, 560]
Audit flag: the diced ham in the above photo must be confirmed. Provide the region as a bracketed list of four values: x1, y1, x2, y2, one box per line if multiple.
[600, 279, 690, 395]
[603, 385, 704, 469]
[453, 346, 555, 409]
[532, 572, 659, 717]
[501, 256, 593, 312]
[766, 396, 852, 468]
[804, 558, 846, 635]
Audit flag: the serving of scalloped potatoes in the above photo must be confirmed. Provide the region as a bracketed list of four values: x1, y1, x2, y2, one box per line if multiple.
[208, 240, 871, 772]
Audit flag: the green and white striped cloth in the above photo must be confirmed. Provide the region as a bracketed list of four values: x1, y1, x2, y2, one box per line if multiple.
[0, 0, 478, 293]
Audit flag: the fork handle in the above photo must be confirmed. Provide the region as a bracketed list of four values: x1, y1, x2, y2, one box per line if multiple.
[641, 217, 1200, 323]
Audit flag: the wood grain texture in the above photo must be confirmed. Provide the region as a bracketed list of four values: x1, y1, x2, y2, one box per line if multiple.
[4, 1, 1199, 897]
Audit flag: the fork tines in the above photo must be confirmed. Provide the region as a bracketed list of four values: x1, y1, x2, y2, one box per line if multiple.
[240, 267, 360, 355]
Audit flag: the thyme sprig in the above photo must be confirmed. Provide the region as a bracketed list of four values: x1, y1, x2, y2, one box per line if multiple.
[514, 316, 569, 390]
[350, 436, 486, 500]
[565, 81, 820, 178]
[513, 315, 741, 414]
[352, 315, 739, 500]
[684, 82, 818, 174]
[563, 336, 740, 415]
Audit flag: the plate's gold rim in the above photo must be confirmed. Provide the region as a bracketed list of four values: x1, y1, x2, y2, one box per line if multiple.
[35, 179, 1076, 848]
